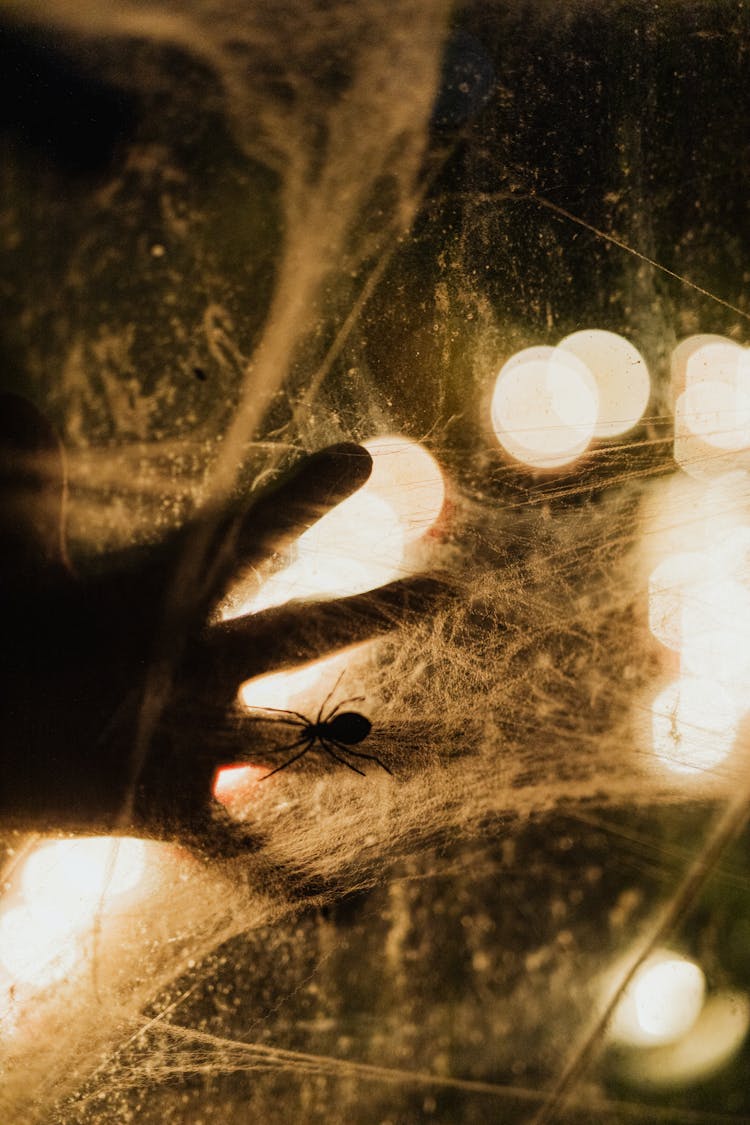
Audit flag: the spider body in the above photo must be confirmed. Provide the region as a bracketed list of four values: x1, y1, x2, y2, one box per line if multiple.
[313, 711, 371, 745]
[248, 673, 390, 779]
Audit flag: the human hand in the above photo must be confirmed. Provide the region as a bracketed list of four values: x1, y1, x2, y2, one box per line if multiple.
[0, 395, 440, 853]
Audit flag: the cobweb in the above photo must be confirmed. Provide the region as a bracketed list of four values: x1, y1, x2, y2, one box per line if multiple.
[2, 1, 750, 1123]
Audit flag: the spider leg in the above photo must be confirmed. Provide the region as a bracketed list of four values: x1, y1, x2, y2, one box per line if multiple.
[324, 695, 366, 722]
[244, 705, 310, 725]
[318, 738, 366, 777]
[316, 670, 346, 723]
[323, 737, 393, 776]
[243, 714, 306, 730]
[260, 738, 313, 780]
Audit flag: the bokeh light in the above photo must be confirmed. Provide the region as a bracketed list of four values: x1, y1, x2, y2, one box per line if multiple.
[361, 436, 445, 540]
[0, 903, 82, 987]
[0, 837, 149, 987]
[491, 346, 599, 469]
[610, 950, 706, 1047]
[557, 328, 650, 438]
[620, 991, 750, 1088]
[672, 335, 750, 478]
[671, 334, 747, 400]
[651, 678, 739, 775]
[21, 837, 146, 910]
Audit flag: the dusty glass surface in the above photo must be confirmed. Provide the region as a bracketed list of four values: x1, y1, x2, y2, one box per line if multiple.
[2, 2, 750, 1122]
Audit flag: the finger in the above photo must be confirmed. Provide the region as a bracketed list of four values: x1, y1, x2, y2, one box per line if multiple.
[196, 574, 453, 688]
[141, 442, 373, 614]
[231, 442, 373, 572]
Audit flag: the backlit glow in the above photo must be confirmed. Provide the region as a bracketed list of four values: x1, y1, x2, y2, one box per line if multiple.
[0, 837, 149, 987]
[672, 335, 750, 478]
[557, 328, 650, 438]
[21, 837, 145, 909]
[620, 992, 750, 1088]
[213, 764, 266, 811]
[491, 346, 599, 469]
[361, 436, 445, 540]
[226, 436, 445, 616]
[610, 951, 706, 1047]
[651, 678, 738, 775]
[250, 490, 405, 612]
[239, 649, 358, 712]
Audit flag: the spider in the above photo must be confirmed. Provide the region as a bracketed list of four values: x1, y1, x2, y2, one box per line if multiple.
[249, 673, 392, 779]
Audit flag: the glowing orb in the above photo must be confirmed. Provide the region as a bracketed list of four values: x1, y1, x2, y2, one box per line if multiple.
[21, 837, 146, 911]
[651, 678, 738, 775]
[610, 951, 706, 1047]
[0, 838, 148, 987]
[648, 552, 703, 652]
[491, 346, 599, 469]
[680, 577, 750, 688]
[620, 991, 750, 1088]
[361, 436, 445, 540]
[672, 336, 750, 477]
[557, 329, 650, 438]
[671, 334, 747, 399]
[676, 381, 750, 452]
[0, 904, 81, 987]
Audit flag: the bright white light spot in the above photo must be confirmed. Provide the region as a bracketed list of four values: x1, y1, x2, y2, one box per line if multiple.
[651, 678, 738, 775]
[239, 648, 363, 713]
[672, 334, 746, 398]
[610, 951, 705, 1046]
[678, 380, 750, 451]
[21, 837, 145, 913]
[680, 577, 750, 688]
[491, 346, 599, 469]
[672, 336, 750, 477]
[0, 838, 148, 988]
[0, 904, 81, 987]
[648, 552, 704, 652]
[619, 991, 750, 1088]
[557, 329, 650, 438]
[362, 436, 445, 540]
[213, 764, 266, 810]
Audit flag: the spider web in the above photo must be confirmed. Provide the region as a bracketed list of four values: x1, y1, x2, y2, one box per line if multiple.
[3, 1, 750, 1123]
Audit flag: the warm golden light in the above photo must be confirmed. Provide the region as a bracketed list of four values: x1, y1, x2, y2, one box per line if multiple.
[672, 335, 750, 478]
[239, 648, 359, 712]
[251, 490, 406, 611]
[610, 951, 706, 1047]
[223, 437, 445, 617]
[677, 381, 750, 450]
[0, 838, 149, 987]
[620, 992, 750, 1088]
[213, 764, 266, 810]
[557, 328, 650, 438]
[361, 436, 445, 540]
[21, 837, 146, 908]
[671, 334, 747, 399]
[651, 677, 738, 775]
[0, 903, 82, 987]
[648, 551, 703, 652]
[491, 345, 599, 469]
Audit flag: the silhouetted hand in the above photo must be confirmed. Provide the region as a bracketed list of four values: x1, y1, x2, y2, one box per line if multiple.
[0, 395, 439, 853]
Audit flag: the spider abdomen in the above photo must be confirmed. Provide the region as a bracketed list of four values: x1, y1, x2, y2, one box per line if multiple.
[322, 711, 371, 745]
